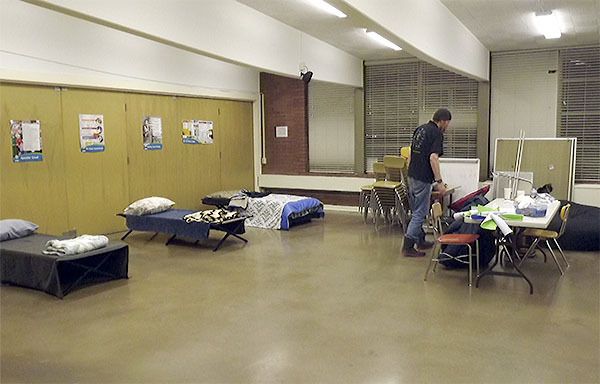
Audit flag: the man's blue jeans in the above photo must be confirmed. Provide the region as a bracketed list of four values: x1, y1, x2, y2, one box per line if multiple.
[406, 177, 432, 244]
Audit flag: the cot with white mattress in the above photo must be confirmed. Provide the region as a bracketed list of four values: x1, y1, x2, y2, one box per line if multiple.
[202, 192, 324, 230]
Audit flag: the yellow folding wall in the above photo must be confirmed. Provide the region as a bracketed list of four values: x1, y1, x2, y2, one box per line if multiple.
[60, 88, 130, 234]
[218, 99, 255, 192]
[0, 83, 254, 235]
[0, 84, 69, 234]
[124, 93, 179, 202]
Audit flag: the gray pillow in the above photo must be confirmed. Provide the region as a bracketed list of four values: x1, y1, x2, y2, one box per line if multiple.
[0, 219, 39, 241]
[206, 190, 242, 199]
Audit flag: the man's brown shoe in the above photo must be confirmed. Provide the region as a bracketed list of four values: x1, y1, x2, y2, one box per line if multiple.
[417, 240, 435, 250]
[403, 248, 426, 257]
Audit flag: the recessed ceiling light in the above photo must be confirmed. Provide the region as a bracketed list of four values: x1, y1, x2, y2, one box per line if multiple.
[534, 10, 561, 39]
[365, 30, 402, 51]
[306, 0, 347, 18]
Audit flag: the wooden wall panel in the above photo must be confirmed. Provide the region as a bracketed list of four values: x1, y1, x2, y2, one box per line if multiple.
[495, 139, 573, 200]
[0, 83, 69, 234]
[1, 83, 255, 234]
[175, 97, 221, 209]
[60, 89, 129, 234]
[218, 100, 254, 192]
[125, 94, 178, 202]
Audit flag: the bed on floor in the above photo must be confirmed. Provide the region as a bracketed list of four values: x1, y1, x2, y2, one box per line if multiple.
[202, 191, 324, 230]
[244, 194, 324, 230]
[118, 208, 248, 251]
[0, 234, 129, 298]
[546, 200, 600, 251]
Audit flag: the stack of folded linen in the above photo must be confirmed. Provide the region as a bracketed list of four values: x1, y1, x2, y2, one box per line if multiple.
[43, 235, 109, 256]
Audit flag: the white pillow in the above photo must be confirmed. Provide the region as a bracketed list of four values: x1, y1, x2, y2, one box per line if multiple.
[124, 197, 175, 216]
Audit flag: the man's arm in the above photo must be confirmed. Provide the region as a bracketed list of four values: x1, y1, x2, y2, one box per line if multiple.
[430, 153, 446, 194]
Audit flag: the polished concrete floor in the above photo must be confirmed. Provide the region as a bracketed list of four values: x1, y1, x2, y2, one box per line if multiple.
[1, 211, 599, 383]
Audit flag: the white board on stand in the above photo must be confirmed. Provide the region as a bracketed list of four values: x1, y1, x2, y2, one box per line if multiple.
[439, 158, 480, 201]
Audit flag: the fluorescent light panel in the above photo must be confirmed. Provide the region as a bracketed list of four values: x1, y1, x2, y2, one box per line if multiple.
[366, 31, 402, 51]
[534, 11, 561, 39]
[306, 0, 347, 18]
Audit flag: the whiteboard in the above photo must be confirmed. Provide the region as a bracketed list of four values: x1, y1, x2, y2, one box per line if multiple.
[439, 158, 480, 201]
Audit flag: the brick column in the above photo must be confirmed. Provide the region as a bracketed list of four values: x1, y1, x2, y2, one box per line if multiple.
[260, 72, 309, 174]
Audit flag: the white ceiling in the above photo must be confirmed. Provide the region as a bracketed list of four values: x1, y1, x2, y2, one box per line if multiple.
[442, 0, 600, 52]
[237, 0, 600, 61]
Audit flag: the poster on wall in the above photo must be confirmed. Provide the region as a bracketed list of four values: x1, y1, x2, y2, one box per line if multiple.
[10, 120, 43, 163]
[182, 120, 213, 144]
[79, 114, 105, 152]
[142, 116, 163, 150]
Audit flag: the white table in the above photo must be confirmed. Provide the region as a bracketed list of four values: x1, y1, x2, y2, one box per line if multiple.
[465, 198, 561, 294]
[465, 198, 560, 228]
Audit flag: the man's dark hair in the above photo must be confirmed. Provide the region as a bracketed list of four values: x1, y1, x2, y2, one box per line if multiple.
[432, 108, 452, 122]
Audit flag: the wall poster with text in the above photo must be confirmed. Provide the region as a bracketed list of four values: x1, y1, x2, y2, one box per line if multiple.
[10, 120, 43, 162]
[182, 120, 213, 144]
[143, 116, 163, 150]
[79, 114, 105, 152]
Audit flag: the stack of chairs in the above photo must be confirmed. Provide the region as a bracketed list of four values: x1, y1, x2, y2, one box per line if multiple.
[359, 162, 386, 222]
[369, 155, 412, 230]
[400, 146, 411, 162]
[395, 181, 411, 233]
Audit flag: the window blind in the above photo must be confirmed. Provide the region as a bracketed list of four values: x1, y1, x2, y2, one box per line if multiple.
[365, 61, 478, 171]
[558, 46, 600, 183]
[308, 81, 356, 173]
[365, 62, 418, 171]
[420, 62, 479, 159]
[489, 50, 559, 172]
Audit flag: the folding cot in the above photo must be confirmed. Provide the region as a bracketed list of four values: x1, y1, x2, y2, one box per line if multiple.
[1, 234, 129, 298]
[118, 209, 248, 251]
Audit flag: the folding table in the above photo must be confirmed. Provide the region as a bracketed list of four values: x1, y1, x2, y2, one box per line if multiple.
[465, 198, 561, 294]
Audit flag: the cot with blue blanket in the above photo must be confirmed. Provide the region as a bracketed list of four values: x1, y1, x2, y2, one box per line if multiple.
[202, 192, 324, 230]
[118, 209, 248, 251]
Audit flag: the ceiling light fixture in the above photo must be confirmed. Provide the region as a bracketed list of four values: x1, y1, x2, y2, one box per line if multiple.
[534, 10, 561, 39]
[306, 0, 347, 18]
[365, 30, 402, 51]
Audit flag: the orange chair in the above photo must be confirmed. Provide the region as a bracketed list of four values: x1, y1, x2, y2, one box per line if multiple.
[424, 202, 480, 286]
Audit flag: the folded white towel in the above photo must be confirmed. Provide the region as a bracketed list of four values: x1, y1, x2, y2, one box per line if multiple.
[43, 235, 109, 256]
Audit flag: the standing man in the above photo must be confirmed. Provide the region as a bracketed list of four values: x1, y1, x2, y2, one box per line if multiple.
[402, 108, 451, 257]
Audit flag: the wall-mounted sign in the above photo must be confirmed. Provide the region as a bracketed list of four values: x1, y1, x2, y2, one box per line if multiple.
[10, 120, 43, 162]
[79, 114, 105, 152]
[275, 125, 288, 138]
[143, 116, 163, 150]
[182, 120, 213, 144]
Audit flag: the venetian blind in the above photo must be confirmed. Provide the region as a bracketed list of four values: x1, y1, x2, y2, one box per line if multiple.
[365, 61, 478, 171]
[308, 81, 356, 173]
[420, 62, 479, 159]
[558, 46, 600, 183]
[365, 62, 418, 171]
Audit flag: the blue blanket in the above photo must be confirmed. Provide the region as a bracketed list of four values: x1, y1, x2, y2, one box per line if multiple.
[280, 197, 324, 230]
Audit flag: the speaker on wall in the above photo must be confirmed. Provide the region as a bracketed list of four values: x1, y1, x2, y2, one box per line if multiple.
[300, 70, 313, 83]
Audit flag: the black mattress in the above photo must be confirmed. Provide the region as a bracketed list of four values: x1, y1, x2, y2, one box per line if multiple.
[1, 234, 129, 298]
[547, 200, 600, 251]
